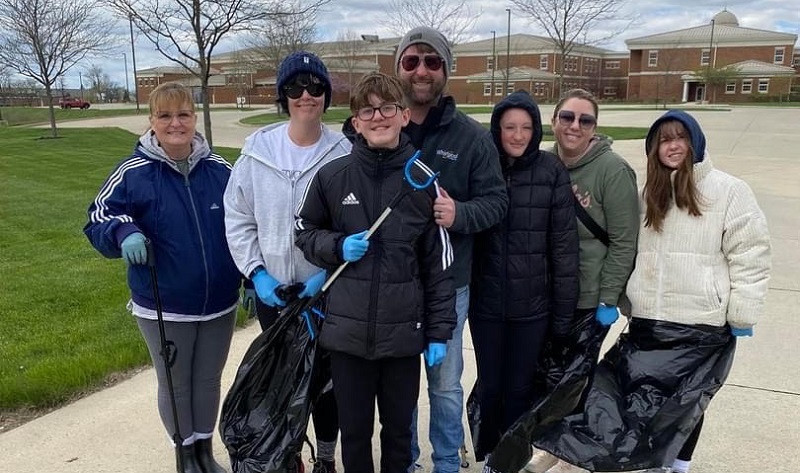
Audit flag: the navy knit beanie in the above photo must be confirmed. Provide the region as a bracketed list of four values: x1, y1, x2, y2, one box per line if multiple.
[276, 51, 332, 111]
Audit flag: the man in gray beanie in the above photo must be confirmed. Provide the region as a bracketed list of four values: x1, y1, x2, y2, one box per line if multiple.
[395, 26, 508, 473]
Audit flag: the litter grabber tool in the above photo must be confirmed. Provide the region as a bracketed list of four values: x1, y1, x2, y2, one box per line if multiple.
[145, 239, 186, 473]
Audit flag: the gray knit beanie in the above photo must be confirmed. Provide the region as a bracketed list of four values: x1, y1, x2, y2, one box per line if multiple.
[395, 27, 453, 78]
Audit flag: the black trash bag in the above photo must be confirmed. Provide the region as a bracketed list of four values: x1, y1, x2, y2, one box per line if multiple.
[474, 312, 608, 467]
[486, 318, 736, 473]
[219, 296, 330, 473]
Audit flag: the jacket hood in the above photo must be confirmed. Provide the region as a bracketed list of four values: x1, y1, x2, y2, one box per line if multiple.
[490, 91, 543, 163]
[645, 109, 706, 163]
[136, 129, 211, 171]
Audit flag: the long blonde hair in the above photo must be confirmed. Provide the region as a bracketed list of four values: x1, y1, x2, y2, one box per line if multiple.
[644, 120, 703, 232]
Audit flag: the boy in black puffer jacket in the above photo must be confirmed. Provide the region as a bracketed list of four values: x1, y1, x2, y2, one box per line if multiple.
[468, 90, 580, 459]
[295, 72, 456, 473]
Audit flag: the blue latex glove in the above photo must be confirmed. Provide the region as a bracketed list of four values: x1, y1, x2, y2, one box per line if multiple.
[424, 342, 447, 367]
[299, 270, 327, 298]
[731, 326, 753, 337]
[595, 304, 619, 326]
[342, 230, 370, 262]
[252, 268, 286, 307]
[120, 232, 147, 265]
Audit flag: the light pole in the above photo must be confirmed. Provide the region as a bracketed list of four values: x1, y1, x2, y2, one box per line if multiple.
[705, 18, 716, 103]
[505, 8, 511, 95]
[79, 71, 84, 100]
[129, 15, 140, 111]
[490, 30, 496, 103]
[123, 52, 130, 102]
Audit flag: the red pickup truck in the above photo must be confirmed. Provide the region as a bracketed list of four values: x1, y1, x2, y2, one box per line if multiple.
[58, 96, 91, 109]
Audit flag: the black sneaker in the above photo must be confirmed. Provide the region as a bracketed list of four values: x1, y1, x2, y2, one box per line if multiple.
[287, 454, 305, 473]
[311, 459, 336, 473]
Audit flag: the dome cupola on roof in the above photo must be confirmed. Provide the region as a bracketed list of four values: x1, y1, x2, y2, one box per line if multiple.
[712, 9, 739, 26]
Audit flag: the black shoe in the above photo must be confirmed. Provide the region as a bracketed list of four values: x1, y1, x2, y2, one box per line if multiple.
[311, 459, 336, 473]
[175, 444, 204, 473]
[287, 454, 305, 473]
[194, 438, 227, 473]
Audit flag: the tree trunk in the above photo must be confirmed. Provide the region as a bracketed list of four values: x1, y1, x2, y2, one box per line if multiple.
[201, 79, 213, 147]
[44, 84, 58, 138]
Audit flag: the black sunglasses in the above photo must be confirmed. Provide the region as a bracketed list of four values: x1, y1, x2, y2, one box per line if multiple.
[284, 80, 325, 100]
[400, 54, 444, 72]
[557, 110, 597, 129]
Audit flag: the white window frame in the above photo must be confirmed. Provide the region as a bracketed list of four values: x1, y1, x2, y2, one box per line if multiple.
[603, 87, 616, 96]
[725, 81, 736, 94]
[539, 55, 548, 70]
[741, 79, 752, 93]
[758, 79, 769, 93]
[700, 49, 710, 66]
[487, 56, 494, 71]
[482, 83, 491, 96]
[495, 84, 503, 96]
[648, 50, 658, 67]
[774, 47, 785, 64]
[450, 57, 457, 73]
[605, 60, 620, 70]
[506, 85, 514, 95]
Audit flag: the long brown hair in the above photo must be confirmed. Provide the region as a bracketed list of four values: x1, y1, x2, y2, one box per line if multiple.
[644, 120, 703, 232]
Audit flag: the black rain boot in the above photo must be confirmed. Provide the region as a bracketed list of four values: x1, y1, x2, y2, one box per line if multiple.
[175, 443, 204, 473]
[194, 437, 227, 473]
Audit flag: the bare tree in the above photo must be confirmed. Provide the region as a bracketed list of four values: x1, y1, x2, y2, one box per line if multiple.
[382, 0, 481, 45]
[0, 0, 113, 137]
[109, 0, 329, 146]
[509, 0, 634, 97]
[242, 0, 321, 73]
[328, 30, 371, 99]
[86, 64, 115, 102]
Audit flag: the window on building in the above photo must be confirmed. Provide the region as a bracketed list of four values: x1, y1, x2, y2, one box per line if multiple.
[741, 79, 752, 93]
[540, 55, 548, 70]
[506, 85, 514, 95]
[483, 83, 491, 96]
[603, 87, 616, 96]
[533, 82, 546, 96]
[495, 84, 503, 96]
[648, 50, 658, 67]
[794, 55, 800, 66]
[487, 56, 494, 71]
[605, 60, 620, 70]
[774, 47, 785, 64]
[758, 79, 769, 93]
[450, 57, 457, 73]
[701, 49, 710, 66]
[725, 81, 736, 94]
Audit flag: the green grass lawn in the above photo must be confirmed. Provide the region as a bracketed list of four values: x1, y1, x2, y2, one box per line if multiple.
[0, 106, 258, 127]
[0, 127, 243, 411]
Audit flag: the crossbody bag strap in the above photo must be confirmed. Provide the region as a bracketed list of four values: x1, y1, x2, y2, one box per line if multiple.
[573, 195, 610, 247]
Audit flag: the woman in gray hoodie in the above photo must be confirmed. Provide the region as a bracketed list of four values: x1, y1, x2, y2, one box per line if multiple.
[223, 51, 351, 473]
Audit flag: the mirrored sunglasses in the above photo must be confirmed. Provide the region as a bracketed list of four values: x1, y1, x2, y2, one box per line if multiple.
[400, 54, 444, 72]
[557, 110, 597, 129]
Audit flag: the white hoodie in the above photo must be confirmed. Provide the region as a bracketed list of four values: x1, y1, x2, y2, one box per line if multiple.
[223, 122, 351, 283]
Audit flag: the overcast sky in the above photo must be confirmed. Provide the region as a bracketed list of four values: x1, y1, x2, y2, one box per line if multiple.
[62, 0, 799, 91]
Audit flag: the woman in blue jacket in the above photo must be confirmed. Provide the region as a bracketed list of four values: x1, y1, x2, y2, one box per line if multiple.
[84, 82, 241, 473]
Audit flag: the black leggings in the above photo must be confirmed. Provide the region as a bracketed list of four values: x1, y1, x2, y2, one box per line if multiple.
[677, 415, 704, 461]
[255, 296, 339, 442]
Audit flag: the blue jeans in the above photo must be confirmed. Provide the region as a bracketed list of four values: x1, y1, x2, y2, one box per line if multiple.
[411, 285, 469, 473]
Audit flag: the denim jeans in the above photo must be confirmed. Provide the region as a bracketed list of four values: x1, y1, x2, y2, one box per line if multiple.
[411, 285, 469, 473]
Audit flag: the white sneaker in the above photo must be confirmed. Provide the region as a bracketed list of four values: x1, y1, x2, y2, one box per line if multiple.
[543, 460, 590, 473]
[523, 448, 558, 473]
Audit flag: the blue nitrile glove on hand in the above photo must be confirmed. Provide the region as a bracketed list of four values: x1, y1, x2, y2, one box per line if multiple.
[252, 268, 286, 308]
[299, 270, 327, 298]
[120, 232, 147, 265]
[342, 230, 370, 262]
[595, 304, 619, 326]
[731, 326, 754, 337]
[424, 342, 447, 367]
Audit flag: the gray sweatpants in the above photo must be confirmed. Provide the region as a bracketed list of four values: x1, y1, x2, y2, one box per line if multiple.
[137, 311, 236, 445]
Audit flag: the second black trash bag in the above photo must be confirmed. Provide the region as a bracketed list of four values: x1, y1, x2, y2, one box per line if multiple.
[219, 297, 330, 473]
[485, 318, 736, 473]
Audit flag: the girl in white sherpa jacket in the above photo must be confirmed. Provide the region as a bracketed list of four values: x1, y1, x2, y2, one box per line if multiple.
[626, 109, 771, 473]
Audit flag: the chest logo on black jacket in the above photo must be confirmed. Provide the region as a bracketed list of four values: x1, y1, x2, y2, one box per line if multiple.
[436, 149, 459, 162]
[341, 192, 360, 205]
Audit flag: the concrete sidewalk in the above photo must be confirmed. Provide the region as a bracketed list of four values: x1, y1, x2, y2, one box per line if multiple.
[4, 106, 799, 473]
